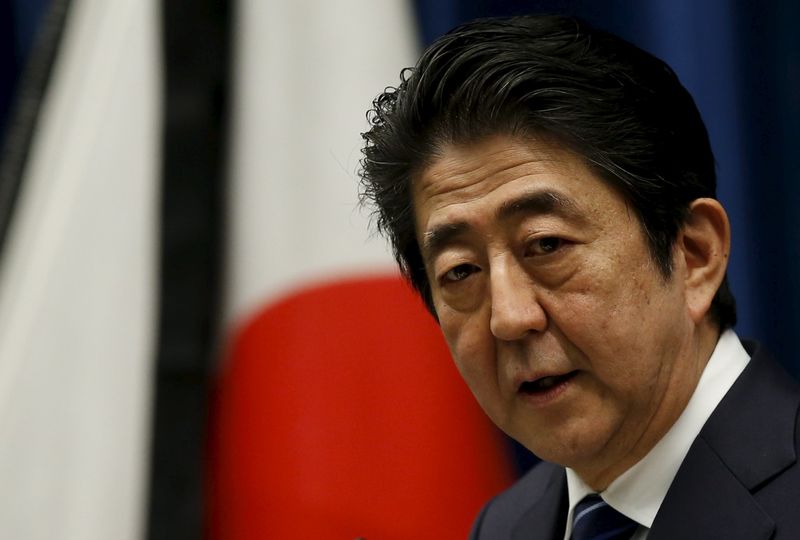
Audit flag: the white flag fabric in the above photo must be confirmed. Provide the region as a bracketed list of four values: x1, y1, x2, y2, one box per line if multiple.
[0, 0, 160, 538]
[225, 0, 419, 324]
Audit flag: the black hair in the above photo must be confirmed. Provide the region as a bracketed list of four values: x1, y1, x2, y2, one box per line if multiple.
[360, 15, 736, 328]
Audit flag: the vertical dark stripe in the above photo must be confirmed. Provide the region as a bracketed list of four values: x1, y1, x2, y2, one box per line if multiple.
[148, 0, 231, 538]
[734, 1, 800, 378]
[11, 0, 54, 63]
[0, 0, 69, 263]
[1, 0, 20, 137]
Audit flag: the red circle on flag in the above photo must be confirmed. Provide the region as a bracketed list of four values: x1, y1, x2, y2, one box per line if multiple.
[208, 275, 515, 539]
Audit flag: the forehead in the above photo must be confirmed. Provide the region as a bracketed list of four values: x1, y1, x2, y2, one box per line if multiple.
[412, 135, 632, 247]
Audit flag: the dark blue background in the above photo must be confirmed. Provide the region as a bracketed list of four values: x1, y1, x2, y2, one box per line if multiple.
[0, 0, 49, 133]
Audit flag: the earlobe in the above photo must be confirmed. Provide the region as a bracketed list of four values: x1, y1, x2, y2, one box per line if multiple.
[678, 198, 731, 323]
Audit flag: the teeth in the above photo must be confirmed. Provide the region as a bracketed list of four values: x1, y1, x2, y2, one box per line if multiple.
[536, 376, 557, 389]
[519, 372, 575, 394]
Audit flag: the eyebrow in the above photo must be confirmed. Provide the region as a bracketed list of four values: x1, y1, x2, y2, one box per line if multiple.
[420, 190, 581, 260]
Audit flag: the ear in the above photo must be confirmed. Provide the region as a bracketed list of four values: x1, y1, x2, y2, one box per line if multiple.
[676, 198, 731, 324]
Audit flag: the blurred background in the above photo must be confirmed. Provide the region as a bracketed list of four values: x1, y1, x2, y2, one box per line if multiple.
[0, 0, 797, 539]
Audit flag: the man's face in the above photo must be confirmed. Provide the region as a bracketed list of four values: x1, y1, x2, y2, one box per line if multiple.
[413, 135, 703, 483]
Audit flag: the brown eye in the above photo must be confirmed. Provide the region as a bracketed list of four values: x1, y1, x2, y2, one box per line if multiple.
[529, 237, 563, 255]
[444, 264, 478, 283]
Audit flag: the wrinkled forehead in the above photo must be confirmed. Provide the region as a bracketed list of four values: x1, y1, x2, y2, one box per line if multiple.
[411, 134, 637, 250]
[414, 135, 572, 201]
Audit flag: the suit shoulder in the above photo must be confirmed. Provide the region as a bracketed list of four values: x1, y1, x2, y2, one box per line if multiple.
[470, 461, 566, 539]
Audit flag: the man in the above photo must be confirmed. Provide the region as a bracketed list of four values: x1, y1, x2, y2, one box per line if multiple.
[359, 15, 800, 540]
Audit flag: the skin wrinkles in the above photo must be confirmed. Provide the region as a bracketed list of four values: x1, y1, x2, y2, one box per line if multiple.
[412, 134, 718, 490]
[418, 144, 566, 202]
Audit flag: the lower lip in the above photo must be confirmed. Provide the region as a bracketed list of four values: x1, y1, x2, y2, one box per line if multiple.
[517, 372, 576, 407]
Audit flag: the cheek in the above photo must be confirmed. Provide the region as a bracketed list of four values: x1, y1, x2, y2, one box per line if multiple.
[439, 309, 494, 383]
[556, 277, 682, 400]
[541, 275, 650, 377]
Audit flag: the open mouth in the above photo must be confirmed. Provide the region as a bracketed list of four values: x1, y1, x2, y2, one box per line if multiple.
[519, 371, 578, 395]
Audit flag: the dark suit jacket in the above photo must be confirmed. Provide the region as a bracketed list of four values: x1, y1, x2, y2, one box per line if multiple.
[469, 342, 800, 539]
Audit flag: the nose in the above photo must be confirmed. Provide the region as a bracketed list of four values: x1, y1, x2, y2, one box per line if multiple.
[489, 260, 547, 341]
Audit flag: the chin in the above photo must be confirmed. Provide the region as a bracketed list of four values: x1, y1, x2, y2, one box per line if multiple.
[513, 426, 610, 469]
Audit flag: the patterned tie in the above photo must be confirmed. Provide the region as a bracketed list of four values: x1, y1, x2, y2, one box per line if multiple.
[570, 494, 638, 540]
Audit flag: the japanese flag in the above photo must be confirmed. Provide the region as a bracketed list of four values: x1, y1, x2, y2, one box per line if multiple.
[209, 1, 515, 538]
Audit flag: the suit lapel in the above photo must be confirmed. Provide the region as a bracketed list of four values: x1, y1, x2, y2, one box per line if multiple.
[649, 437, 774, 539]
[511, 466, 568, 540]
[650, 342, 799, 539]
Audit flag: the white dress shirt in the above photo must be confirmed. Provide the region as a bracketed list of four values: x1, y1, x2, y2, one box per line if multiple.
[562, 329, 750, 539]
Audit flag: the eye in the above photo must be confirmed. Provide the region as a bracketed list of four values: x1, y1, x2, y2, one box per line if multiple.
[528, 237, 564, 256]
[442, 263, 479, 283]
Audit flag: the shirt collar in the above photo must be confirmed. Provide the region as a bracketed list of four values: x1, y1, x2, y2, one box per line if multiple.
[562, 329, 750, 538]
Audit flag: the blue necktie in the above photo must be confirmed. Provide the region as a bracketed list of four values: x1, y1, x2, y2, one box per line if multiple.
[570, 494, 638, 540]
